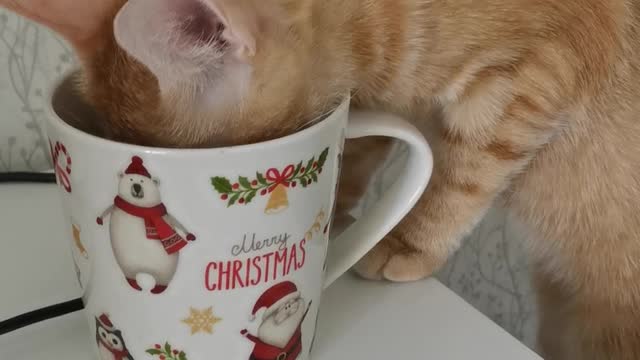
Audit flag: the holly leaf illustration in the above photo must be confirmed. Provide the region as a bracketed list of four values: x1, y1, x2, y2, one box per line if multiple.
[239, 176, 252, 189]
[318, 147, 329, 167]
[245, 190, 257, 204]
[301, 178, 308, 188]
[211, 177, 232, 193]
[257, 172, 268, 185]
[229, 193, 240, 206]
[293, 161, 303, 177]
[165, 342, 172, 355]
[305, 157, 315, 174]
[146, 349, 162, 355]
[179, 351, 188, 360]
[311, 173, 318, 183]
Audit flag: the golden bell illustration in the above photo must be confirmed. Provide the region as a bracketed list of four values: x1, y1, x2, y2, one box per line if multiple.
[264, 184, 289, 214]
[72, 223, 88, 259]
[305, 209, 326, 241]
[313, 210, 326, 232]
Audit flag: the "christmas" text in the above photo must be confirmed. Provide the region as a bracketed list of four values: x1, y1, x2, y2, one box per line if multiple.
[204, 239, 307, 291]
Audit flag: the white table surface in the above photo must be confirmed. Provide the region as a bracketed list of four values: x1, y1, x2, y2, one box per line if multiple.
[0, 184, 541, 359]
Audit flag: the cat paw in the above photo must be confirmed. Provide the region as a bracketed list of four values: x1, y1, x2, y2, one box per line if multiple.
[353, 233, 444, 282]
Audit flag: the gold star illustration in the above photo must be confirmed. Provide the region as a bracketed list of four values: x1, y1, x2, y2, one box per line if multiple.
[181, 307, 222, 335]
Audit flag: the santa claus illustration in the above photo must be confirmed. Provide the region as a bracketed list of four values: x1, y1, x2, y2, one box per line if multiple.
[97, 156, 196, 294]
[241, 281, 312, 360]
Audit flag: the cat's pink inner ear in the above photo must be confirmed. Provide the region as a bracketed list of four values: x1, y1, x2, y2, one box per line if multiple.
[168, 0, 227, 46]
[203, 0, 257, 58]
[113, 0, 255, 91]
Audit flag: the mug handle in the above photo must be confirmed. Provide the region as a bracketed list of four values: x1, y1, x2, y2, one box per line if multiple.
[323, 111, 434, 288]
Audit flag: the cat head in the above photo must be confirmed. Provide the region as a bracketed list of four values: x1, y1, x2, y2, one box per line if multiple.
[66, 0, 340, 147]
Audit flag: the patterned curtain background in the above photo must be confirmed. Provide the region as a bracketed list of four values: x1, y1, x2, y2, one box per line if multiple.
[0, 13, 73, 172]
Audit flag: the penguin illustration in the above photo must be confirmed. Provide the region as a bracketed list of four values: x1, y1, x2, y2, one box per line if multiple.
[95, 314, 134, 360]
[97, 156, 196, 294]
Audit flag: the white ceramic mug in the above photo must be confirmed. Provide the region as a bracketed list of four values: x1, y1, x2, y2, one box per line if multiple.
[45, 73, 433, 360]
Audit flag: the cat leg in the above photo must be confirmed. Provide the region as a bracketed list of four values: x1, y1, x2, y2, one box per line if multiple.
[568, 308, 640, 360]
[535, 265, 640, 360]
[354, 57, 571, 281]
[532, 266, 571, 360]
[537, 276, 640, 360]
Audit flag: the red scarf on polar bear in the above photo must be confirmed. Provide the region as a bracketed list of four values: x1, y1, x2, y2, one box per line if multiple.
[114, 196, 188, 254]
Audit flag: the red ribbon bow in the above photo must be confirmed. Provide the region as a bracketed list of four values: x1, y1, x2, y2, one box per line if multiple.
[266, 165, 295, 190]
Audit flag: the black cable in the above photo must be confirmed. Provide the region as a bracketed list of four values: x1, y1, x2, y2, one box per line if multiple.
[0, 172, 85, 336]
[0, 298, 85, 336]
[0, 172, 57, 183]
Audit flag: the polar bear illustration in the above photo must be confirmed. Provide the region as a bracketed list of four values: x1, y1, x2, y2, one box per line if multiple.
[97, 156, 195, 294]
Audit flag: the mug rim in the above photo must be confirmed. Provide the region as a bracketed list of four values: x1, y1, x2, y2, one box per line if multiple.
[46, 68, 350, 154]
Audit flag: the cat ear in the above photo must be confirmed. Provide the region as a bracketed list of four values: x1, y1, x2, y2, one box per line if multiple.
[114, 0, 258, 93]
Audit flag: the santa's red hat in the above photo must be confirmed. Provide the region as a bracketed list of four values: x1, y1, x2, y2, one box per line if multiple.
[124, 156, 151, 178]
[250, 281, 300, 321]
[97, 313, 114, 331]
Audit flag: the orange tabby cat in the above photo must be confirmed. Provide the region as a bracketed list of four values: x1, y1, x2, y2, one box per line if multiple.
[4, 0, 640, 358]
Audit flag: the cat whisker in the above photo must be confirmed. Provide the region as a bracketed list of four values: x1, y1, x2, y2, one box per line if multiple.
[294, 101, 343, 132]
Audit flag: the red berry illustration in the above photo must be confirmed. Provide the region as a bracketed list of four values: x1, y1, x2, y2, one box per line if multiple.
[211, 147, 329, 209]
[173, 350, 179, 355]
[160, 356, 165, 360]
[155, 344, 161, 349]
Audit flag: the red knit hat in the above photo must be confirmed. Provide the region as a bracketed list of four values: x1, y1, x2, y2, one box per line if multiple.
[124, 156, 151, 178]
[251, 281, 300, 321]
[98, 313, 114, 331]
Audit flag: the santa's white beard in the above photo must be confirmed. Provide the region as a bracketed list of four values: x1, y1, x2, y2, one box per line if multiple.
[258, 299, 305, 348]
